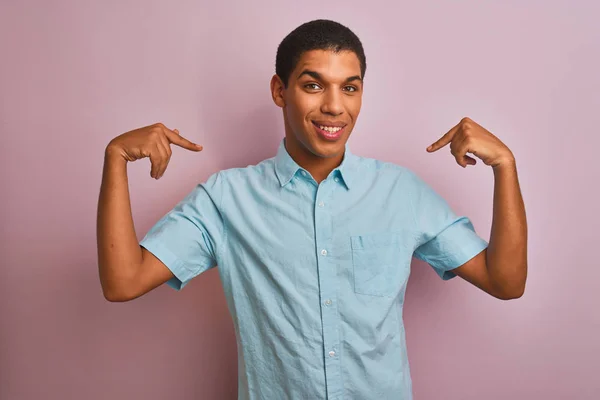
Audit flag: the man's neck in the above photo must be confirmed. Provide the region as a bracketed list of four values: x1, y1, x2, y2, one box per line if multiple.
[283, 137, 344, 184]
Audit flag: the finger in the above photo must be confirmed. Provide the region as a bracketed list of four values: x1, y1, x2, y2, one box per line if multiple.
[157, 135, 172, 179]
[427, 123, 460, 152]
[148, 146, 162, 179]
[451, 135, 468, 168]
[164, 128, 203, 151]
[449, 130, 462, 155]
[465, 155, 477, 165]
[454, 138, 477, 168]
[154, 142, 169, 179]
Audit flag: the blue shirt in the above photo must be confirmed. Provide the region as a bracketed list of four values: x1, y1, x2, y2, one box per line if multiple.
[140, 137, 489, 400]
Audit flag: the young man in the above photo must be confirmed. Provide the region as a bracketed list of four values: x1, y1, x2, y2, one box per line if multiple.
[97, 19, 527, 400]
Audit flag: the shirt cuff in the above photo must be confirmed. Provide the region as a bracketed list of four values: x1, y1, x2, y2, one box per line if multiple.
[139, 238, 198, 290]
[420, 220, 489, 281]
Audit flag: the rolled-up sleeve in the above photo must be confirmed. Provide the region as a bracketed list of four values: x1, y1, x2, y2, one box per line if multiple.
[139, 171, 226, 290]
[408, 171, 488, 280]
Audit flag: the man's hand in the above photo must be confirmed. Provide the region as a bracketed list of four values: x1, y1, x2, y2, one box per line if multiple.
[106, 122, 203, 179]
[98, 122, 203, 301]
[426, 117, 527, 300]
[426, 117, 514, 169]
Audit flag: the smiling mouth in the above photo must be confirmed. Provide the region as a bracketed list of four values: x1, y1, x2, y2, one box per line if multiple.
[311, 121, 346, 140]
[311, 121, 346, 131]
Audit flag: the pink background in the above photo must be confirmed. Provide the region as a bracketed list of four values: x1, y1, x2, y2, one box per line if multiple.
[1, 1, 598, 399]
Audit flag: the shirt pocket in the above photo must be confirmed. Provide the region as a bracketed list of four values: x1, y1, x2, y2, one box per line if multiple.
[351, 232, 411, 297]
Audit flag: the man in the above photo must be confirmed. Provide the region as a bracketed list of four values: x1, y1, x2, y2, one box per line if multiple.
[97, 19, 527, 400]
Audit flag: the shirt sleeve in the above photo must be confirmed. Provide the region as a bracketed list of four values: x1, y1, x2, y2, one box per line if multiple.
[139, 171, 226, 290]
[407, 170, 489, 280]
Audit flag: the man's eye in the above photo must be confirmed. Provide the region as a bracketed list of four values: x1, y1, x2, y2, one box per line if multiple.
[305, 83, 321, 90]
[344, 86, 357, 92]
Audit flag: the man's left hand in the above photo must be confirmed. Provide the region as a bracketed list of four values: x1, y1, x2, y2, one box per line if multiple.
[426, 117, 515, 169]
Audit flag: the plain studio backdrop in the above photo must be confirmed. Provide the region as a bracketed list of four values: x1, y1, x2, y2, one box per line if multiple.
[1, 1, 598, 399]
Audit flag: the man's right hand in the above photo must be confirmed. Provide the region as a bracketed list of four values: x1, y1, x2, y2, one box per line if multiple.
[105, 122, 203, 179]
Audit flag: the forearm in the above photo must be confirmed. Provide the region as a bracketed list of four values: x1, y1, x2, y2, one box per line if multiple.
[487, 159, 528, 298]
[96, 146, 143, 299]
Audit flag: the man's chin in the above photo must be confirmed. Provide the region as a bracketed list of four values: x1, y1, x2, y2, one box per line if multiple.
[309, 140, 347, 158]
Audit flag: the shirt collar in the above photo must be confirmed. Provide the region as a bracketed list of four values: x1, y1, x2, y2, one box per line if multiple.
[274, 137, 358, 189]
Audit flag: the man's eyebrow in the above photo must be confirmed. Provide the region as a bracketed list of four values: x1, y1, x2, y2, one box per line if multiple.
[297, 69, 362, 83]
[345, 75, 362, 83]
[297, 70, 322, 81]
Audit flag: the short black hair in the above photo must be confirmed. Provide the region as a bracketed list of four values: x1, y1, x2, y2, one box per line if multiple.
[275, 19, 367, 88]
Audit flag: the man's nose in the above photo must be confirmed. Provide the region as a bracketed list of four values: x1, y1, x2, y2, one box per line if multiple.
[321, 90, 344, 116]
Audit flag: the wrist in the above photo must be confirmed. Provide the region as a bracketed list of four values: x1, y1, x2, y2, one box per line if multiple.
[492, 157, 516, 175]
[104, 142, 127, 165]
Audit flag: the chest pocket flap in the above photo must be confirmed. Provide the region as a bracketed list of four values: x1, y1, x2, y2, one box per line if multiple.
[351, 232, 412, 297]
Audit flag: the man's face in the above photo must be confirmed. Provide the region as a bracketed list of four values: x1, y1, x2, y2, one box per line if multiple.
[272, 49, 363, 161]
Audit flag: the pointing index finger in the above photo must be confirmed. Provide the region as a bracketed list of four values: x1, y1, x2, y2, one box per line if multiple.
[426, 123, 460, 152]
[165, 129, 203, 151]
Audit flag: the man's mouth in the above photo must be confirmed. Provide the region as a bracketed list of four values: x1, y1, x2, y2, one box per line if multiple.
[311, 121, 346, 141]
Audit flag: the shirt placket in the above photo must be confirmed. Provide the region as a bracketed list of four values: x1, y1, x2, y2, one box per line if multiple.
[314, 175, 342, 400]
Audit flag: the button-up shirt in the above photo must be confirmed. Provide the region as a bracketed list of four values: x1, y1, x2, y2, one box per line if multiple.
[140, 137, 489, 399]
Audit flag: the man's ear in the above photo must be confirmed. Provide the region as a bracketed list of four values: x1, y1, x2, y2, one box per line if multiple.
[270, 74, 286, 108]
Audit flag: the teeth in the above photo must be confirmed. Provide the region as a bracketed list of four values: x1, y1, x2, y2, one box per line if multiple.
[319, 125, 342, 133]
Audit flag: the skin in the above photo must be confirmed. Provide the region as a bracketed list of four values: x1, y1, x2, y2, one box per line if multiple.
[97, 124, 199, 301]
[427, 118, 528, 299]
[97, 49, 527, 302]
[271, 49, 527, 300]
[270, 49, 363, 183]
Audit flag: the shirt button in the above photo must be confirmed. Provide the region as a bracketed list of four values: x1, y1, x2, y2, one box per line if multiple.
[325, 299, 332, 306]
[334, 177, 339, 183]
[301, 170, 307, 176]
[329, 350, 336, 357]
[321, 249, 327, 256]
[318, 201, 325, 207]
